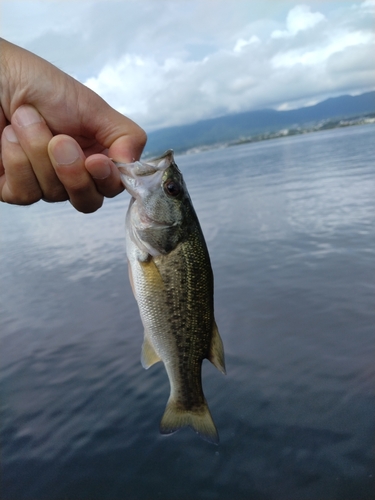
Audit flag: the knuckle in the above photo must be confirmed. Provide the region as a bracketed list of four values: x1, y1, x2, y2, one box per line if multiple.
[43, 188, 69, 203]
[135, 128, 147, 148]
[65, 179, 104, 213]
[22, 134, 49, 157]
[41, 180, 69, 201]
[72, 197, 103, 214]
[66, 182, 90, 197]
[11, 189, 41, 205]
[94, 178, 124, 199]
[102, 188, 123, 199]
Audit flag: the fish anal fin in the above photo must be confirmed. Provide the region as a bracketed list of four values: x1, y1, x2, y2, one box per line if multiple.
[208, 321, 226, 375]
[160, 398, 219, 445]
[141, 335, 161, 369]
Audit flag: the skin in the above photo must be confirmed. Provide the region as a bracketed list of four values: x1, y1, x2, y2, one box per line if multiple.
[0, 39, 147, 213]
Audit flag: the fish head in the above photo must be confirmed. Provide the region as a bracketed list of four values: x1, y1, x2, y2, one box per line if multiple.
[116, 150, 193, 255]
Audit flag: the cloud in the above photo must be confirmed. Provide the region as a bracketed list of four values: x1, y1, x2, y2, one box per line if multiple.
[2, 0, 375, 131]
[83, 1, 374, 130]
[272, 31, 373, 68]
[271, 4, 326, 38]
[233, 36, 261, 53]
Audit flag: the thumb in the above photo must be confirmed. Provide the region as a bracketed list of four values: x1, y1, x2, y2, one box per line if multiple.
[108, 126, 147, 164]
[77, 89, 147, 163]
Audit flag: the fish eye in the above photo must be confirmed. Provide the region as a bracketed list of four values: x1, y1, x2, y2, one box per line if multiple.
[164, 179, 181, 197]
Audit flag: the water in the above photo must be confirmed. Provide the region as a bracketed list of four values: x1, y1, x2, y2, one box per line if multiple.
[1, 125, 374, 500]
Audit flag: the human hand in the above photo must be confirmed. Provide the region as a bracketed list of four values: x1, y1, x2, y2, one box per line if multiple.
[0, 39, 146, 213]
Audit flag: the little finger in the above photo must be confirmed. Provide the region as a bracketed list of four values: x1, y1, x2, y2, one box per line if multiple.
[0, 125, 42, 204]
[12, 105, 68, 202]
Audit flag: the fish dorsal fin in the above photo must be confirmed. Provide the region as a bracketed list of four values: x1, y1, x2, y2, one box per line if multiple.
[208, 321, 226, 374]
[141, 335, 161, 369]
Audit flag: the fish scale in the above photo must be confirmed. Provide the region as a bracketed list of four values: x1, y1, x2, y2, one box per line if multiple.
[116, 150, 226, 444]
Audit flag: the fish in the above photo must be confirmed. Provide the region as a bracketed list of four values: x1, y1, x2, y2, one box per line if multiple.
[115, 150, 226, 444]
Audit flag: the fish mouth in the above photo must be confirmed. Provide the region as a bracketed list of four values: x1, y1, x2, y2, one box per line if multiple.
[117, 161, 158, 178]
[114, 149, 175, 179]
[114, 150, 175, 197]
[116, 165, 164, 198]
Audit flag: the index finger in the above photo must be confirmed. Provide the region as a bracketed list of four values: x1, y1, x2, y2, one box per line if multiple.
[107, 130, 147, 163]
[85, 153, 125, 199]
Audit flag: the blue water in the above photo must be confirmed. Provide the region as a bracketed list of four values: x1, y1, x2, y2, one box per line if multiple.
[1, 125, 374, 500]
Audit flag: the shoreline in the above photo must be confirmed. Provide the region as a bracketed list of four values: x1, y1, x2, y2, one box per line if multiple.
[181, 114, 375, 156]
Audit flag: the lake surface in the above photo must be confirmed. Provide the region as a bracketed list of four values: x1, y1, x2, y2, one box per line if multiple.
[1, 125, 374, 500]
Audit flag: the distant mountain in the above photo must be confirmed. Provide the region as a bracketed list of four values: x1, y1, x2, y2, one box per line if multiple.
[144, 91, 375, 156]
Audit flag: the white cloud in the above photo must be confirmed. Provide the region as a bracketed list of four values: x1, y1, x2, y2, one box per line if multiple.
[2, 0, 375, 131]
[1, 1, 90, 43]
[233, 36, 261, 53]
[359, 0, 375, 12]
[85, 55, 185, 120]
[271, 4, 326, 38]
[272, 31, 373, 68]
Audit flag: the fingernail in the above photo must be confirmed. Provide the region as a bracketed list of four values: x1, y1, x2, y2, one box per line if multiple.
[91, 161, 111, 180]
[13, 105, 43, 128]
[51, 141, 81, 165]
[3, 126, 19, 143]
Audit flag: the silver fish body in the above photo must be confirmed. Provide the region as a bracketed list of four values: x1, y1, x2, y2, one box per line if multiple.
[116, 150, 225, 444]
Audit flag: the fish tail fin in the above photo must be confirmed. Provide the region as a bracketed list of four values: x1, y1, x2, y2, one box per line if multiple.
[159, 398, 219, 445]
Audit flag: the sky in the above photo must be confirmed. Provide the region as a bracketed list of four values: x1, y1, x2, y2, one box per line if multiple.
[1, 0, 374, 131]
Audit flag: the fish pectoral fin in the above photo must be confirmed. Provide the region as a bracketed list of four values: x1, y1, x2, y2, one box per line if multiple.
[159, 398, 219, 445]
[141, 335, 161, 369]
[208, 320, 226, 375]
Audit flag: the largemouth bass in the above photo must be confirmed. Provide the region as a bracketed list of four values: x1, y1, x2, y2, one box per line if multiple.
[115, 150, 225, 444]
